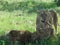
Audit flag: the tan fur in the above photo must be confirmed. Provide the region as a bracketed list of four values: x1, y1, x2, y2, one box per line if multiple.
[8, 30, 32, 45]
[36, 9, 58, 39]
[49, 10, 58, 34]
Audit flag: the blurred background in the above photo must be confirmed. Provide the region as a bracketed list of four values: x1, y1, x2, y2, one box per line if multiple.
[0, 0, 60, 45]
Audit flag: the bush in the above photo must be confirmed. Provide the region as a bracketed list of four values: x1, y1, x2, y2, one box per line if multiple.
[0, 1, 57, 12]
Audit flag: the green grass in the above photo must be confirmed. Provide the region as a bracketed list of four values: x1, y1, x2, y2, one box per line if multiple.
[0, 0, 60, 45]
[0, 11, 37, 34]
[0, 10, 60, 34]
[0, 10, 60, 45]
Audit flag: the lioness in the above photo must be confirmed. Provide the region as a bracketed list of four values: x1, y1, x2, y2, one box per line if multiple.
[8, 30, 32, 45]
[36, 9, 58, 39]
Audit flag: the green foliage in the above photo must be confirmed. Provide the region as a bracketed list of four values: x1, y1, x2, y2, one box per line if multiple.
[0, 1, 57, 12]
[0, 0, 60, 45]
[55, 0, 60, 6]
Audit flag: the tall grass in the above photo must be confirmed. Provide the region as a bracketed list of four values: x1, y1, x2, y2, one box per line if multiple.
[0, 0, 60, 45]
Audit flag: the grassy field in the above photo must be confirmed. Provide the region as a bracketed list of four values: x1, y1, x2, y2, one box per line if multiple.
[0, 9, 60, 45]
[0, 10, 60, 34]
[0, 0, 60, 45]
[0, 11, 36, 33]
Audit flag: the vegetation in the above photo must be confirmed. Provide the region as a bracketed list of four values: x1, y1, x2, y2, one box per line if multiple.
[0, 0, 60, 45]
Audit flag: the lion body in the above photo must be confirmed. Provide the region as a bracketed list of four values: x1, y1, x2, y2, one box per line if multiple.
[36, 9, 58, 39]
[8, 30, 32, 45]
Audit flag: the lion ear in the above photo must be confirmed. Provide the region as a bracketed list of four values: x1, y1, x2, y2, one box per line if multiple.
[49, 9, 56, 13]
[37, 10, 43, 14]
[37, 10, 40, 13]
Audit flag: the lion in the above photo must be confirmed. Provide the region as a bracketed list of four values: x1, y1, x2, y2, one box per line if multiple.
[49, 9, 58, 34]
[31, 28, 54, 43]
[8, 30, 32, 45]
[36, 9, 58, 39]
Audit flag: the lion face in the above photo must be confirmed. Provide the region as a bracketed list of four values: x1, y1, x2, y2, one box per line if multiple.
[37, 10, 51, 23]
[37, 10, 52, 29]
